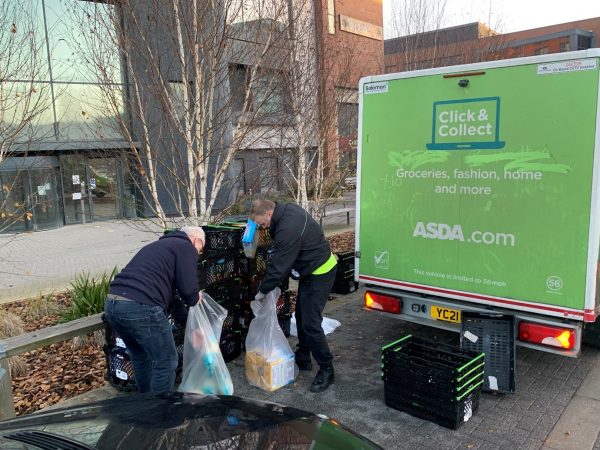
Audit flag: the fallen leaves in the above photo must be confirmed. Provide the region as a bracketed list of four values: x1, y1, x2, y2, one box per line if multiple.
[327, 231, 355, 254]
[1, 294, 107, 416]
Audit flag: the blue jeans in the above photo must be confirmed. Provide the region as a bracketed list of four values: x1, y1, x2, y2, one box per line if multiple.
[104, 299, 178, 393]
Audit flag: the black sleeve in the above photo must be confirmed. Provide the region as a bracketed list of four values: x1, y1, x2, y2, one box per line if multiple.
[259, 224, 300, 294]
[175, 244, 200, 306]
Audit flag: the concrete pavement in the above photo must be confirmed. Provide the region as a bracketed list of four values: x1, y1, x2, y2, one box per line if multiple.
[0, 201, 355, 305]
[2, 212, 600, 449]
[0, 219, 163, 304]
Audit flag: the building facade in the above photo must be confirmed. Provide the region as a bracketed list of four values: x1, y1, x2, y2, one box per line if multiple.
[384, 18, 600, 74]
[1, 0, 135, 233]
[1, 0, 383, 233]
[313, 0, 383, 173]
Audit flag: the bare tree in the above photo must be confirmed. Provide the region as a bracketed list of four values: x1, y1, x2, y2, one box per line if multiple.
[62, 0, 308, 229]
[385, 0, 510, 73]
[276, 0, 379, 220]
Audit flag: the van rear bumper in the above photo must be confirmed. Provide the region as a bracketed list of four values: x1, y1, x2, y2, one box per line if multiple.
[364, 285, 582, 357]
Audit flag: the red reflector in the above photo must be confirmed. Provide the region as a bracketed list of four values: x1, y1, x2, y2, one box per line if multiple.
[518, 322, 575, 350]
[364, 291, 401, 314]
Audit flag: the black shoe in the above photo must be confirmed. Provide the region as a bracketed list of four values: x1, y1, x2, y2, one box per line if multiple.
[295, 350, 313, 371]
[310, 367, 334, 393]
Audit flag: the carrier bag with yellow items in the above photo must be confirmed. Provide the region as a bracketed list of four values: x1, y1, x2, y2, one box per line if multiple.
[245, 288, 296, 391]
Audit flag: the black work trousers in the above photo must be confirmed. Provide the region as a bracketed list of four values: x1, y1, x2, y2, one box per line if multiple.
[295, 266, 337, 369]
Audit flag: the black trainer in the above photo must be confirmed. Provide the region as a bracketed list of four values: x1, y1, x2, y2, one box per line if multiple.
[310, 366, 334, 393]
[295, 349, 313, 371]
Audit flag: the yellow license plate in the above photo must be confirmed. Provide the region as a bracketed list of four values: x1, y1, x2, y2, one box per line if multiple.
[430, 306, 461, 323]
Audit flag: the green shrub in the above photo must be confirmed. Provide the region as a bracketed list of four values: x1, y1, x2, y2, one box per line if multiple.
[60, 267, 118, 322]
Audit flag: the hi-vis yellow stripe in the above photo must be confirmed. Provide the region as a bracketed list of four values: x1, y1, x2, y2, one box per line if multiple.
[312, 253, 337, 275]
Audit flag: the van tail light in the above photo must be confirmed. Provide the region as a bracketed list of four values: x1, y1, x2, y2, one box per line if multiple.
[364, 291, 401, 314]
[518, 322, 576, 350]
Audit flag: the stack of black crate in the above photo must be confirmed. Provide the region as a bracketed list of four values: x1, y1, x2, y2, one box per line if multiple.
[199, 224, 247, 363]
[331, 251, 358, 295]
[233, 226, 294, 340]
[103, 223, 295, 391]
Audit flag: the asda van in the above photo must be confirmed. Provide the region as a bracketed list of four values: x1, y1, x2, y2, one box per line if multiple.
[356, 49, 600, 369]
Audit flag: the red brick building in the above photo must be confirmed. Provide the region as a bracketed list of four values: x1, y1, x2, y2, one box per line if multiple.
[384, 17, 600, 74]
[314, 0, 383, 173]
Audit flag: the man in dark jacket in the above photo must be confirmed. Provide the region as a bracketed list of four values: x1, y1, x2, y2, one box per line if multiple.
[104, 226, 205, 393]
[251, 199, 337, 393]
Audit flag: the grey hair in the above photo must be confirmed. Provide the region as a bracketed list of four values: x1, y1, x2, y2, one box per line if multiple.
[181, 226, 205, 245]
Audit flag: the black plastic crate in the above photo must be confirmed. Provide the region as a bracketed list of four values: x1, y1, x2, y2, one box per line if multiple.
[203, 278, 243, 310]
[237, 245, 273, 277]
[104, 316, 185, 391]
[331, 252, 357, 295]
[220, 330, 242, 362]
[250, 245, 274, 276]
[384, 379, 482, 414]
[221, 305, 241, 333]
[383, 335, 484, 369]
[336, 251, 355, 272]
[239, 288, 294, 332]
[198, 251, 239, 289]
[202, 225, 244, 256]
[104, 346, 137, 391]
[332, 273, 358, 295]
[276, 290, 293, 318]
[382, 366, 484, 398]
[252, 227, 273, 247]
[381, 335, 484, 429]
[460, 312, 516, 393]
[384, 384, 480, 430]
[382, 335, 485, 392]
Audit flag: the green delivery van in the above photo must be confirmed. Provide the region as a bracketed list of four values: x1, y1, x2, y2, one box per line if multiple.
[357, 49, 600, 360]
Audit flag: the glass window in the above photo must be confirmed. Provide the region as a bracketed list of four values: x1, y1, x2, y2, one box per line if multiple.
[88, 156, 119, 220]
[228, 64, 249, 113]
[30, 168, 60, 230]
[0, 171, 31, 232]
[578, 35, 592, 50]
[44, 0, 122, 84]
[0, 80, 56, 142]
[60, 153, 90, 224]
[53, 82, 125, 140]
[254, 71, 291, 114]
[2, 0, 50, 82]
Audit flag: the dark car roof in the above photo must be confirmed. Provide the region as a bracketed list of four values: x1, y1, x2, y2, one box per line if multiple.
[0, 392, 382, 450]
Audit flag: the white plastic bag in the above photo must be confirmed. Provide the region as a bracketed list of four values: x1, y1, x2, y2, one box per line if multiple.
[178, 293, 234, 395]
[245, 288, 296, 391]
[290, 316, 341, 337]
